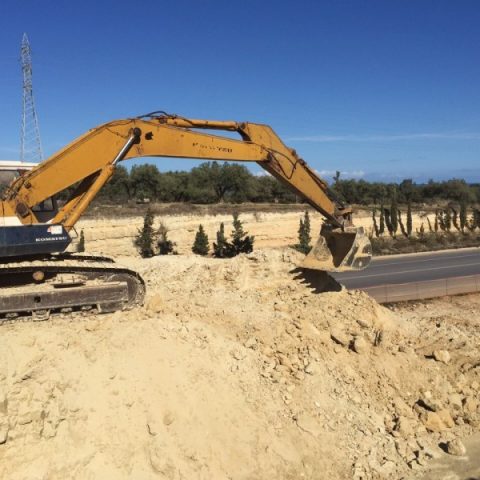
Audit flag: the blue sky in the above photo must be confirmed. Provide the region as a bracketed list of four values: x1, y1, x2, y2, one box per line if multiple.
[1, 0, 479, 182]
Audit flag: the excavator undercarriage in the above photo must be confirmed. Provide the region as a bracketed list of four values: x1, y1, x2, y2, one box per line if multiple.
[0, 255, 145, 321]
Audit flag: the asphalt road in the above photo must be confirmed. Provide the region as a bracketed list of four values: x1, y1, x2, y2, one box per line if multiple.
[332, 248, 480, 289]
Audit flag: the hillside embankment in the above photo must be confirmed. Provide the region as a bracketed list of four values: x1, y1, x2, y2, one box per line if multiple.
[0, 248, 479, 479]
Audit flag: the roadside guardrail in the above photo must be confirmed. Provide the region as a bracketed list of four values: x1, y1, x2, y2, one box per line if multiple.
[363, 274, 480, 303]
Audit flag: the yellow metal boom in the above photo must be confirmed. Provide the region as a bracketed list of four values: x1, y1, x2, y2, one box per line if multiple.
[1, 112, 371, 271]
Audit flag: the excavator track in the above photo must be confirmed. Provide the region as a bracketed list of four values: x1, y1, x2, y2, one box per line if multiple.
[0, 254, 145, 322]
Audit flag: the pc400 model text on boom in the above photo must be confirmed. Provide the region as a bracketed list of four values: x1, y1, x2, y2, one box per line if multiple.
[0, 112, 372, 320]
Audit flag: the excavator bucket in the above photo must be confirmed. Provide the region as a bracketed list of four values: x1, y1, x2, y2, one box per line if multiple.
[301, 226, 372, 272]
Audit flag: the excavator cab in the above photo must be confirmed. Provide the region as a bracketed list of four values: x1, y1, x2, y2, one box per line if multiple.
[0, 161, 36, 195]
[0, 161, 60, 224]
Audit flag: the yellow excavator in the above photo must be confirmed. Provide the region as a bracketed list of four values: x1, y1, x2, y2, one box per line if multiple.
[0, 112, 371, 319]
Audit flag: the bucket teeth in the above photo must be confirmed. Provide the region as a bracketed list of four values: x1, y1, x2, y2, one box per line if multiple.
[301, 226, 372, 272]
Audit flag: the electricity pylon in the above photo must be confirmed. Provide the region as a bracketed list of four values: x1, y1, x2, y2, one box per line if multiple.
[20, 33, 43, 163]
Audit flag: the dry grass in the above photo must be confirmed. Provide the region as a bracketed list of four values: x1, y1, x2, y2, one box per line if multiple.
[86, 201, 317, 219]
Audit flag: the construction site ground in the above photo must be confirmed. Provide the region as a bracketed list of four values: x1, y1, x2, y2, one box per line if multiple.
[0, 210, 479, 479]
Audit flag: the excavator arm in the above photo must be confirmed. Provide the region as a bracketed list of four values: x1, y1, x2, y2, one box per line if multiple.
[1, 113, 371, 271]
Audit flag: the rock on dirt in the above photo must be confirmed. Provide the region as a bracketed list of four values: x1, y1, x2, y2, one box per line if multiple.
[330, 328, 350, 347]
[433, 349, 451, 364]
[352, 335, 370, 354]
[445, 438, 467, 456]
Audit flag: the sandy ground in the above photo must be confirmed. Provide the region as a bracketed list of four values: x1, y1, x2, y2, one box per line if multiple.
[0, 244, 479, 479]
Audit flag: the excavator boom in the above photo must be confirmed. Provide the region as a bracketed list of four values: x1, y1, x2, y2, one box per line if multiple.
[0, 112, 371, 320]
[2, 112, 371, 272]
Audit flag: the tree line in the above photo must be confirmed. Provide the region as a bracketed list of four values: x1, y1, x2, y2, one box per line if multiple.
[332, 173, 480, 205]
[97, 162, 296, 204]
[96, 162, 480, 206]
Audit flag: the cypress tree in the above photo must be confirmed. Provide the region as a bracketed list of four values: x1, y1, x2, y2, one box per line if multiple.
[304, 211, 311, 242]
[444, 209, 452, 232]
[372, 208, 379, 237]
[451, 207, 460, 231]
[398, 210, 408, 238]
[390, 188, 398, 237]
[406, 201, 413, 237]
[460, 200, 468, 233]
[426, 216, 433, 233]
[77, 229, 86, 253]
[438, 210, 446, 232]
[379, 202, 385, 235]
[473, 209, 480, 231]
[295, 211, 312, 253]
[384, 208, 393, 236]
[192, 224, 209, 256]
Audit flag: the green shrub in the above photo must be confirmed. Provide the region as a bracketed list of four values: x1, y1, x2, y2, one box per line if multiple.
[213, 214, 254, 258]
[156, 222, 175, 255]
[229, 213, 254, 255]
[134, 208, 155, 258]
[192, 224, 209, 256]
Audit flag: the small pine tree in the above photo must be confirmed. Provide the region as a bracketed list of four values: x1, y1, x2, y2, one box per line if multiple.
[156, 222, 175, 255]
[295, 211, 312, 253]
[229, 213, 254, 255]
[406, 201, 413, 237]
[135, 208, 155, 258]
[77, 229, 86, 253]
[213, 222, 229, 258]
[192, 224, 209, 256]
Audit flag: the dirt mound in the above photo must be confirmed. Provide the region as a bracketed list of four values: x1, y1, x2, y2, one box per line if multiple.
[0, 249, 478, 479]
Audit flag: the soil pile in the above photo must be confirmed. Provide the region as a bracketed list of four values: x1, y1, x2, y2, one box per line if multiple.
[0, 249, 478, 479]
